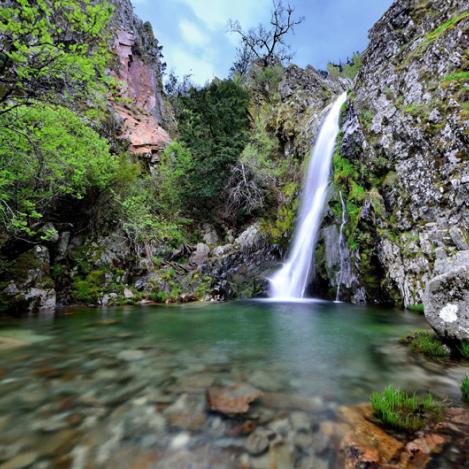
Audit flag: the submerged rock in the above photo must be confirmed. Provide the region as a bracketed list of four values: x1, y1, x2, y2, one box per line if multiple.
[208, 384, 263, 415]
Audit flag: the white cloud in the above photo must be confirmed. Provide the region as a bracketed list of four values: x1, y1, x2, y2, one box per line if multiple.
[176, 0, 270, 31]
[164, 43, 217, 84]
[179, 18, 210, 48]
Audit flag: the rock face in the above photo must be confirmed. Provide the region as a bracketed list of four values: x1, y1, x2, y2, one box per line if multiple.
[424, 251, 469, 340]
[110, 0, 172, 162]
[313, 0, 468, 307]
[0, 246, 56, 315]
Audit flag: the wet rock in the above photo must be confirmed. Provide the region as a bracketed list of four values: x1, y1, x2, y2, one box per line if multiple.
[245, 429, 271, 455]
[208, 384, 263, 415]
[258, 392, 323, 413]
[117, 350, 145, 361]
[170, 432, 190, 450]
[123, 288, 134, 299]
[164, 393, 206, 431]
[248, 443, 293, 469]
[40, 429, 79, 456]
[289, 411, 312, 433]
[0, 452, 38, 469]
[338, 404, 404, 467]
[248, 370, 286, 392]
[401, 433, 447, 468]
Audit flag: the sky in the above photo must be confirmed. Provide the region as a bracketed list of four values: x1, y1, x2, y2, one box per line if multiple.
[132, 0, 394, 84]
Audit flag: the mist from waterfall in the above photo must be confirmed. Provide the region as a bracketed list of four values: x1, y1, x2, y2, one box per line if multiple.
[269, 92, 347, 300]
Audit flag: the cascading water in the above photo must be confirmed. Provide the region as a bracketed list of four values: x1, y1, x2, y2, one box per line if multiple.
[269, 92, 347, 300]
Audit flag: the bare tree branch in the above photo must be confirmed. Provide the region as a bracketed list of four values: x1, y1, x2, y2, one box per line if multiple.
[229, 0, 304, 74]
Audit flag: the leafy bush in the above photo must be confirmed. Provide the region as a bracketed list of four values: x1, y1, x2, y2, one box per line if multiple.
[157, 141, 194, 216]
[0, 104, 116, 237]
[327, 53, 362, 80]
[72, 270, 106, 303]
[458, 341, 469, 360]
[0, 0, 114, 111]
[462, 376, 469, 402]
[409, 331, 449, 358]
[371, 385, 443, 432]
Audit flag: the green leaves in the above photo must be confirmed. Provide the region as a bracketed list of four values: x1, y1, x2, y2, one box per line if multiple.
[0, 0, 113, 110]
[0, 104, 116, 237]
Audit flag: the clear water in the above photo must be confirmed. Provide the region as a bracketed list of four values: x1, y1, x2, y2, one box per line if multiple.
[0, 302, 466, 468]
[270, 93, 347, 299]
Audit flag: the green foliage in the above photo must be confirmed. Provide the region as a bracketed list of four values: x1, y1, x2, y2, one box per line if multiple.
[407, 303, 425, 314]
[72, 270, 106, 303]
[371, 385, 443, 432]
[461, 376, 469, 402]
[157, 141, 194, 216]
[117, 179, 188, 250]
[226, 115, 280, 217]
[408, 331, 449, 358]
[260, 182, 299, 247]
[175, 79, 251, 215]
[404, 12, 468, 64]
[458, 341, 469, 360]
[0, 0, 114, 111]
[249, 65, 284, 100]
[0, 104, 116, 237]
[327, 53, 362, 80]
[442, 71, 469, 82]
[403, 103, 427, 117]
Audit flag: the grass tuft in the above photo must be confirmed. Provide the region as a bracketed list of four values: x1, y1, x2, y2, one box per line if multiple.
[462, 377, 469, 403]
[408, 331, 449, 358]
[457, 341, 469, 360]
[371, 385, 443, 432]
[407, 304, 424, 314]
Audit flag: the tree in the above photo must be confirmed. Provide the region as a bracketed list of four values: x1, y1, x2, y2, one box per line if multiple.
[0, 0, 114, 114]
[229, 0, 304, 72]
[0, 104, 116, 238]
[175, 79, 251, 216]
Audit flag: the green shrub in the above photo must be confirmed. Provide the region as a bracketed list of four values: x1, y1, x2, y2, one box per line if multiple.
[157, 141, 194, 216]
[409, 331, 449, 358]
[371, 385, 443, 432]
[407, 304, 424, 314]
[458, 341, 469, 360]
[0, 104, 116, 237]
[461, 376, 469, 402]
[72, 270, 106, 303]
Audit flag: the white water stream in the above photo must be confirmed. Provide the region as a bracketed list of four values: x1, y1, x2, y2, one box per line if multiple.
[269, 92, 347, 300]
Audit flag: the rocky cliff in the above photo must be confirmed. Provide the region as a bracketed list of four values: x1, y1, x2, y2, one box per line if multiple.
[110, 0, 172, 163]
[313, 0, 468, 326]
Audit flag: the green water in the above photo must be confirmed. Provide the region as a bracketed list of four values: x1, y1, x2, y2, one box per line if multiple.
[0, 301, 466, 467]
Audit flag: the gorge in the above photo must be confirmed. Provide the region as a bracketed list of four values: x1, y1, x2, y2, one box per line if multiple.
[0, 0, 468, 467]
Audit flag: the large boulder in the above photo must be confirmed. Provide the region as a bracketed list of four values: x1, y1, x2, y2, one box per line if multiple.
[424, 258, 469, 341]
[0, 246, 56, 314]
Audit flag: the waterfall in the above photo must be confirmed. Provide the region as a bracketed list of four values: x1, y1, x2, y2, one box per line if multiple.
[269, 92, 347, 300]
[335, 190, 347, 302]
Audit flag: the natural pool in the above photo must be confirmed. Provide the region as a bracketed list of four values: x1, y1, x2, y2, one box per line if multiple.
[0, 301, 467, 468]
